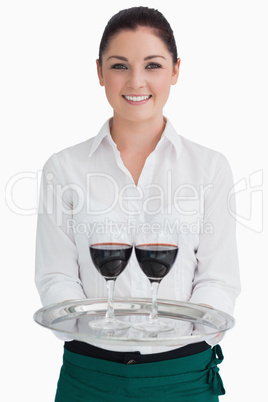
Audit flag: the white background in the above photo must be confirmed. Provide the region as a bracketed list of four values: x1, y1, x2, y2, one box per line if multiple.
[1, 0, 267, 400]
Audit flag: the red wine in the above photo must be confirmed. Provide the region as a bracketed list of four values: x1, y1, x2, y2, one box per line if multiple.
[135, 244, 178, 282]
[90, 243, 132, 279]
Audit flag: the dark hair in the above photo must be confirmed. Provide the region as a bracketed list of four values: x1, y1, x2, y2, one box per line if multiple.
[98, 6, 178, 66]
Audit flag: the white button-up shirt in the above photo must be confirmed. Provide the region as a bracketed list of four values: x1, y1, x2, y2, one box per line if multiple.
[35, 118, 240, 352]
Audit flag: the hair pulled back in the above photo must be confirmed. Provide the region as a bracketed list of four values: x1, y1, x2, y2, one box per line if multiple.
[98, 6, 178, 66]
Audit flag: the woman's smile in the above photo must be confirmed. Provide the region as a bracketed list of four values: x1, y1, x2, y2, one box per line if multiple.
[122, 94, 152, 105]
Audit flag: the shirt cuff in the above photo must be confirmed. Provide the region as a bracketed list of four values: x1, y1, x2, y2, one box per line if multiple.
[189, 285, 236, 316]
[40, 284, 86, 307]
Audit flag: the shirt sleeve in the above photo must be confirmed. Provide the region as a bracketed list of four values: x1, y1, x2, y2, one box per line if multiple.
[189, 153, 241, 316]
[35, 153, 86, 307]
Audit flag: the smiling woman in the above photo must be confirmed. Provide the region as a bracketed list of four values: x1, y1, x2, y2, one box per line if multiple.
[35, 6, 240, 402]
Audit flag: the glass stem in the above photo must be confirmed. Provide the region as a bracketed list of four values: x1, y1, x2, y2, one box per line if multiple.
[150, 281, 160, 323]
[105, 279, 116, 321]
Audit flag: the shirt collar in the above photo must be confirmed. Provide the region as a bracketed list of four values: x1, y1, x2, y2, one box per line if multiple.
[88, 117, 181, 160]
[161, 118, 182, 160]
[88, 119, 113, 158]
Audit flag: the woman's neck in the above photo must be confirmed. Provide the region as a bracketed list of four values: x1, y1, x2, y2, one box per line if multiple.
[110, 114, 166, 153]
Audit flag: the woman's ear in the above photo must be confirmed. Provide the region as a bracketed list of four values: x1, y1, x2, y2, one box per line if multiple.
[96, 59, 104, 86]
[171, 58, 181, 85]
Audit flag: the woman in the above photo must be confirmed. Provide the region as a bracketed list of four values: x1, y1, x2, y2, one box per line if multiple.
[35, 6, 241, 402]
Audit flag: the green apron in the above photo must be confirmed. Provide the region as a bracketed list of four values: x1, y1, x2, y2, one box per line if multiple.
[55, 344, 225, 402]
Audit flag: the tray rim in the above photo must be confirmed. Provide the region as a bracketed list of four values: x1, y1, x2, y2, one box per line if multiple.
[33, 297, 235, 346]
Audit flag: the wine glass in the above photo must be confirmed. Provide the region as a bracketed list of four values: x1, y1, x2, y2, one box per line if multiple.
[89, 229, 133, 330]
[133, 231, 178, 332]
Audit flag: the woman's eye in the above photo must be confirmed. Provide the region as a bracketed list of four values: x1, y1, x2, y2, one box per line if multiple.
[146, 63, 161, 69]
[111, 64, 127, 70]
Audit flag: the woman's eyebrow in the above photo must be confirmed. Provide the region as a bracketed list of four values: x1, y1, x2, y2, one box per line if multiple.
[106, 55, 166, 62]
[106, 56, 128, 62]
[144, 55, 166, 60]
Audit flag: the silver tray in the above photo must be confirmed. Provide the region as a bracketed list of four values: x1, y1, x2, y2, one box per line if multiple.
[33, 298, 235, 346]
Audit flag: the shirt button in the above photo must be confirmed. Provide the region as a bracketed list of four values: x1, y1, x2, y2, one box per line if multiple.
[126, 359, 137, 365]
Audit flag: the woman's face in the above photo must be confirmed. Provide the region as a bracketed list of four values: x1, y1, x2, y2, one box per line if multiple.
[97, 27, 180, 124]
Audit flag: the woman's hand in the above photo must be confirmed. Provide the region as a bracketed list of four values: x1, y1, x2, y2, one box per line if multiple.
[198, 303, 214, 309]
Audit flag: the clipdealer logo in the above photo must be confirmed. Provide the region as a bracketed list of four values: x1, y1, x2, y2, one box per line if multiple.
[5, 169, 264, 234]
[5, 170, 212, 218]
[228, 169, 263, 233]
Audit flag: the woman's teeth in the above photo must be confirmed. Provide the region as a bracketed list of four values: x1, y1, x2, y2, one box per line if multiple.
[123, 95, 151, 102]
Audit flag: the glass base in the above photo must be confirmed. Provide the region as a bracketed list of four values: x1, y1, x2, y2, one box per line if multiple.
[89, 317, 131, 331]
[133, 319, 174, 333]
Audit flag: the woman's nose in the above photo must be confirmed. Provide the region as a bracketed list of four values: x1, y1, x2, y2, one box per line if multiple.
[126, 68, 145, 89]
